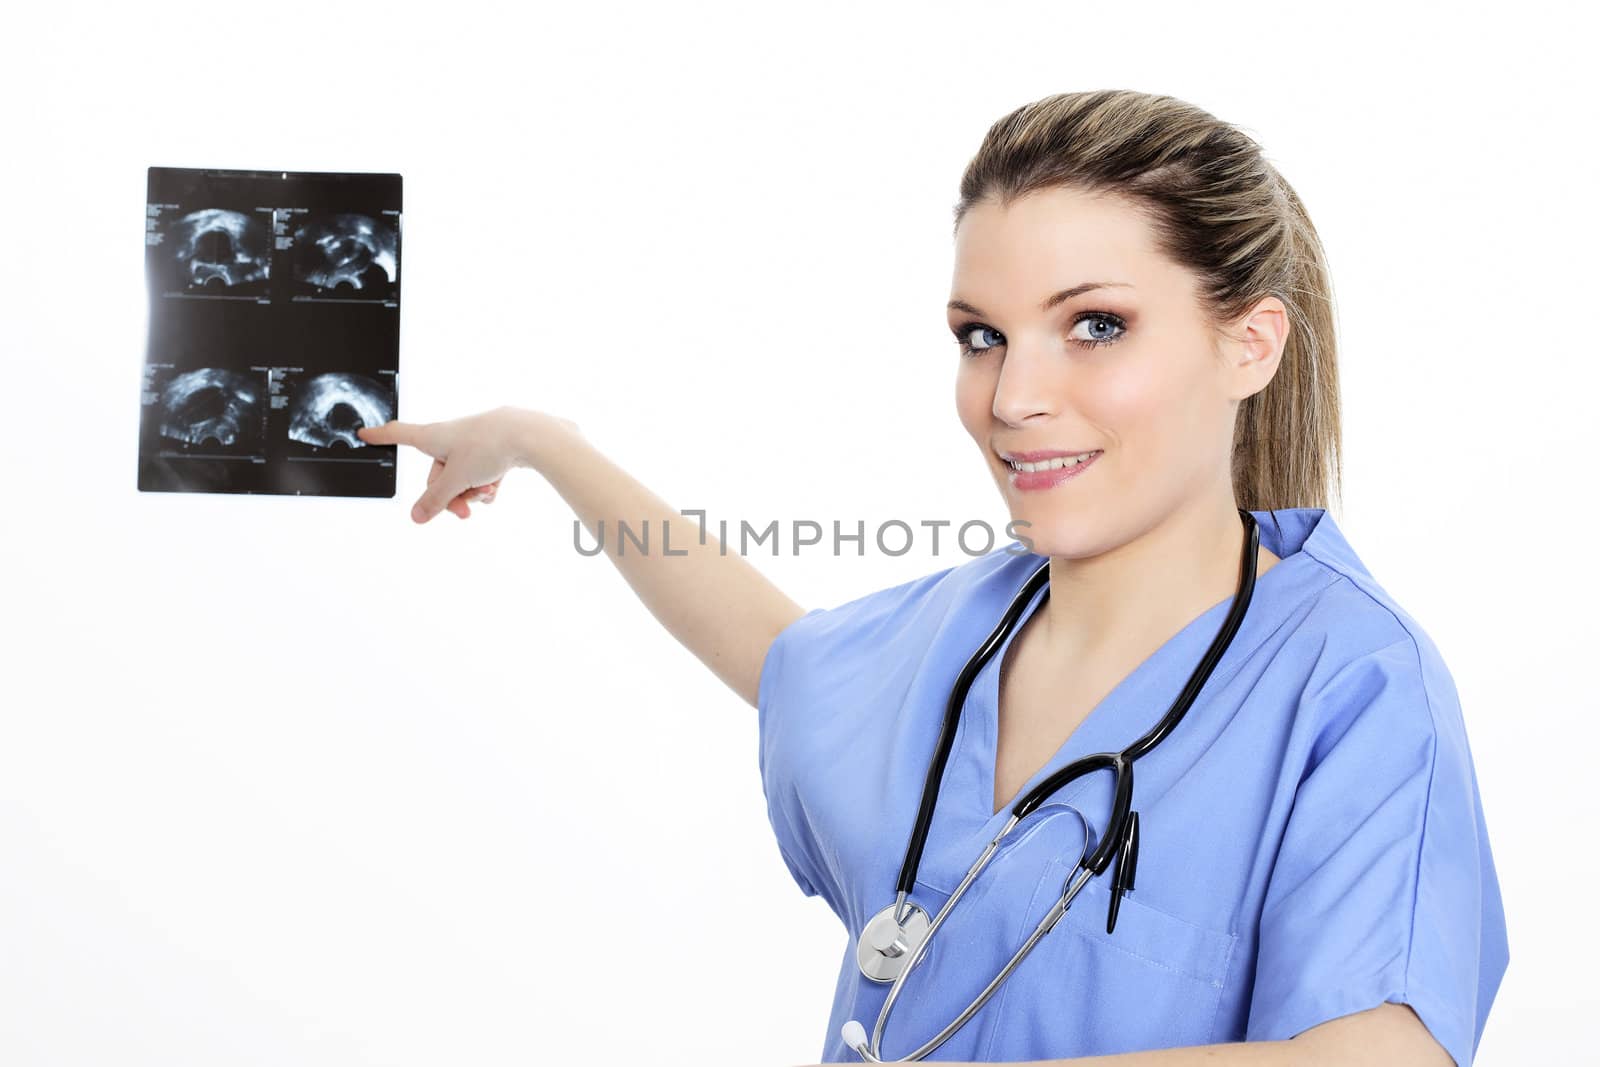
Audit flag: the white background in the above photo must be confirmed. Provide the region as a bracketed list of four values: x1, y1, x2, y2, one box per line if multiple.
[2, 2, 1593, 1064]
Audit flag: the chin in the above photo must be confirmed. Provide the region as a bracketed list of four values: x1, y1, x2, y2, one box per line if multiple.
[1001, 515, 1080, 560]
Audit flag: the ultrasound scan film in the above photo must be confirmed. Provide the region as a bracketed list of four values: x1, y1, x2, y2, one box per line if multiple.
[139, 167, 402, 497]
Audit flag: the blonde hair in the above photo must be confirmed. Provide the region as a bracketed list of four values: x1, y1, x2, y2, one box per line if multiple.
[954, 89, 1342, 513]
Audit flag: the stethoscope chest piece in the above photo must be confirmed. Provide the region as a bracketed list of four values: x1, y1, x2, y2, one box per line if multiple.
[857, 900, 932, 983]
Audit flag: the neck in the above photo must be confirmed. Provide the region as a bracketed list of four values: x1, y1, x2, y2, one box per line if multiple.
[1037, 491, 1274, 665]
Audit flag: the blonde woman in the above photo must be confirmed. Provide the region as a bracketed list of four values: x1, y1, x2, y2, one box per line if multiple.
[360, 90, 1507, 1066]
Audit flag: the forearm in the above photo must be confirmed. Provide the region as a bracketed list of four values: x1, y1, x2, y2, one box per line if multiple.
[928, 1039, 1310, 1067]
[871, 1002, 1443, 1067]
[513, 410, 805, 707]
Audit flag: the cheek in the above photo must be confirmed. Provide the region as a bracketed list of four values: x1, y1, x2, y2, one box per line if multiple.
[1085, 359, 1193, 457]
[954, 362, 993, 439]
[1110, 370, 1232, 504]
[1082, 362, 1161, 424]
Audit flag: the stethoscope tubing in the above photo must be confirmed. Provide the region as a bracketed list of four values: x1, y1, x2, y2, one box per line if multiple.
[848, 509, 1262, 1062]
[896, 508, 1259, 905]
[864, 808, 1096, 1062]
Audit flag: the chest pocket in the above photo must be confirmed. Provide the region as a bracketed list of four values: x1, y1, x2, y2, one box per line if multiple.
[901, 811, 1237, 1063]
[986, 848, 1237, 1060]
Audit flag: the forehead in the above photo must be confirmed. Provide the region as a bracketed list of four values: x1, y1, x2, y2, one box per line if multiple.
[951, 187, 1179, 301]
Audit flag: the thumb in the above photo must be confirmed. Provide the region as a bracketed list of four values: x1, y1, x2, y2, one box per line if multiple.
[358, 420, 430, 451]
[411, 474, 471, 524]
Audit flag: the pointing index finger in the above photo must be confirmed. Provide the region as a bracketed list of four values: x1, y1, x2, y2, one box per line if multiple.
[358, 420, 428, 450]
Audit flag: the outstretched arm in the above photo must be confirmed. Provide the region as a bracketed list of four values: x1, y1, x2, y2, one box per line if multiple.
[519, 412, 805, 708]
[362, 406, 805, 708]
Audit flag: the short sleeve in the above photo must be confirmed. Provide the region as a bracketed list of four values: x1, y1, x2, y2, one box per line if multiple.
[752, 559, 972, 911]
[1245, 636, 1510, 1066]
[756, 606, 829, 900]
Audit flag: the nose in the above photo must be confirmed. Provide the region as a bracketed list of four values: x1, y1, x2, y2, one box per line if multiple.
[990, 341, 1063, 426]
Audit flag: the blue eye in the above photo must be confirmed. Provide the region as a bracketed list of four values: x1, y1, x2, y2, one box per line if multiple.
[1070, 312, 1127, 347]
[954, 324, 1005, 358]
[951, 311, 1128, 358]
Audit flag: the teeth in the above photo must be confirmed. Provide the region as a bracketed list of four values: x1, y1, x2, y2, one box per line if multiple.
[1007, 452, 1097, 473]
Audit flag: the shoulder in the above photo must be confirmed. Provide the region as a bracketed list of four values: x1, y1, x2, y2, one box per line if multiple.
[768, 544, 1040, 674]
[1281, 534, 1469, 766]
[757, 545, 1035, 740]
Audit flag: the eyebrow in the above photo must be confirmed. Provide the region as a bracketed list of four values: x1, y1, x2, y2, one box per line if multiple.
[947, 281, 1134, 317]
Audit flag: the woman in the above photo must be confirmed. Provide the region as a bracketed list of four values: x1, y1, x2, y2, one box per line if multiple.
[359, 90, 1508, 1065]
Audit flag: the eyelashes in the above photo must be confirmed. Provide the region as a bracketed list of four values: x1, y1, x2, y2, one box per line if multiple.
[951, 310, 1128, 359]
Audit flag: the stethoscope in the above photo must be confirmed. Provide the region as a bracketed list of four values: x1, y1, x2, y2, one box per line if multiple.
[841, 509, 1262, 1062]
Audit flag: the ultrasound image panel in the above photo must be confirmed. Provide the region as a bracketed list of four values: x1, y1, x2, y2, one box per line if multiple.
[157, 367, 265, 448]
[139, 166, 403, 498]
[169, 209, 271, 289]
[292, 213, 399, 295]
[286, 372, 396, 449]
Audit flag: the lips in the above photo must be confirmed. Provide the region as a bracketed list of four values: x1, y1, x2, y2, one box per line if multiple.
[1007, 449, 1101, 490]
[999, 448, 1102, 463]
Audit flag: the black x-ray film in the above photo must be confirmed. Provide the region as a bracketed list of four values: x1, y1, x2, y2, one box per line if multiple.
[138, 167, 402, 497]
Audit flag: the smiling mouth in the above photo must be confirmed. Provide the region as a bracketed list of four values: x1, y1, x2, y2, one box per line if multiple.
[1002, 450, 1101, 473]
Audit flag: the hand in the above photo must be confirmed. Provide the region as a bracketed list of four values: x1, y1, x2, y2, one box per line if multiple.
[357, 405, 530, 523]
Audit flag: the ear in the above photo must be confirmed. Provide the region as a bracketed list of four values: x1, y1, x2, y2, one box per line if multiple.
[1222, 295, 1289, 401]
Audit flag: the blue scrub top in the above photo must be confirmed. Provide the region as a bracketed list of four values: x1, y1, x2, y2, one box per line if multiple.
[756, 508, 1508, 1065]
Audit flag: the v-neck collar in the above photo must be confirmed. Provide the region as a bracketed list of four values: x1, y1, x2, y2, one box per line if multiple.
[963, 523, 1318, 844]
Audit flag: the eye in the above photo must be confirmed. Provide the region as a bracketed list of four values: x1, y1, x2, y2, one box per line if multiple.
[952, 323, 1004, 358]
[1069, 312, 1127, 348]
[951, 311, 1128, 359]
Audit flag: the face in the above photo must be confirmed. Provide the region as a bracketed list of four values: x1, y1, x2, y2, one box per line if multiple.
[949, 186, 1284, 559]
